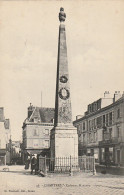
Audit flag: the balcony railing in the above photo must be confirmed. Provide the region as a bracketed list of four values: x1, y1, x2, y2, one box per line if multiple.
[99, 137, 122, 146]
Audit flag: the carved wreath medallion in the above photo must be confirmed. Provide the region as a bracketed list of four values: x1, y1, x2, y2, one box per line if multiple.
[59, 88, 70, 100]
[60, 75, 68, 83]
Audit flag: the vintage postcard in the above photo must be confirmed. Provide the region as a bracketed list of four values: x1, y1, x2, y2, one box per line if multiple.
[0, 0, 124, 195]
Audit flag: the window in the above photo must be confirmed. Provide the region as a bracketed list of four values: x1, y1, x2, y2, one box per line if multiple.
[45, 129, 49, 135]
[109, 112, 112, 125]
[117, 126, 120, 138]
[109, 147, 114, 162]
[33, 128, 39, 136]
[106, 114, 108, 126]
[117, 150, 120, 164]
[101, 148, 105, 162]
[117, 108, 120, 118]
[33, 140, 39, 148]
[94, 118, 97, 129]
[109, 128, 112, 139]
[97, 100, 101, 110]
[94, 103, 97, 111]
[80, 124, 82, 131]
[34, 118, 38, 123]
[103, 115, 105, 125]
[83, 134, 85, 143]
[44, 140, 49, 148]
[89, 121, 91, 130]
[83, 122, 85, 130]
[103, 129, 108, 140]
[97, 116, 102, 128]
[92, 120, 94, 129]
[89, 133, 91, 143]
[94, 149, 98, 162]
[94, 132, 96, 142]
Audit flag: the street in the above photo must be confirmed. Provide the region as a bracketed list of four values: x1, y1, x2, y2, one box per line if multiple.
[0, 165, 124, 195]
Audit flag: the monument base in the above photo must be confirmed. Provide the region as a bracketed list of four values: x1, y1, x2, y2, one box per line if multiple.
[50, 125, 78, 159]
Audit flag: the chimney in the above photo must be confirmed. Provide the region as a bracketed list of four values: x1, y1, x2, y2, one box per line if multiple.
[104, 91, 110, 98]
[28, 103, 34, 118]
[0, 107, 4, 122]
[113, 91, 122, 102]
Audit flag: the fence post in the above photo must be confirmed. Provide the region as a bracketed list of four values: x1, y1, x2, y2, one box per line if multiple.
[93, 156, 96, 175]
[69, 155, 73, 176]
[44, 155, 47, 177]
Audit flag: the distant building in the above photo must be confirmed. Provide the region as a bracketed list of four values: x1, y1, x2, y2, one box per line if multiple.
[0, 108, 11, 165]
[73, 91, 124, 168]
[22, 104, 54, 163]
[11, 141, 21, 163]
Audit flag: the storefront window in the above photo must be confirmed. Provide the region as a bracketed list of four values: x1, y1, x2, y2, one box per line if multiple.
[94, 148, 98, 162]
[87, 149, 90, 156]
[109, 147, 113, 162]
[101, 148, 105, 162]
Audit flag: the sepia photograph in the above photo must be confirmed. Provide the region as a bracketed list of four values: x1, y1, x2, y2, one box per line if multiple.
[0, 0, 124, 194]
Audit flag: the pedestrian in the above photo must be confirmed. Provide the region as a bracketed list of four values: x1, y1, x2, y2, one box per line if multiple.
[25, 157, 30, 170]
[31, 156, 37, 174]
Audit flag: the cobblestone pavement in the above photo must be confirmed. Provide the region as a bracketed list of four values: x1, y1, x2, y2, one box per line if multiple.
[0, 165, 124, 195]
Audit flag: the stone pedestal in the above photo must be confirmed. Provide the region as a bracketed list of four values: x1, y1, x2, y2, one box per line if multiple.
[51, 126, 78, 159]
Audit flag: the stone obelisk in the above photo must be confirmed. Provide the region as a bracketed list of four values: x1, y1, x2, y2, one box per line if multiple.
[50, 8, 78, 159]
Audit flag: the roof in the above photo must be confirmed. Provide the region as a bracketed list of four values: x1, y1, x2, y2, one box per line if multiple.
[73, 95, 124, 124]
[39, 107, 55, 123]
[29, 107, 55, 123]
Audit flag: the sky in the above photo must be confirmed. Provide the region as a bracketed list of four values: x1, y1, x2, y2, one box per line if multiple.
[0, 1, 124, 141]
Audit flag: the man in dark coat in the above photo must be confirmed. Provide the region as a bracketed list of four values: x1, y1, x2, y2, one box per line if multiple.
[25, 158, 30, 170]
[31, 157, 37, 174]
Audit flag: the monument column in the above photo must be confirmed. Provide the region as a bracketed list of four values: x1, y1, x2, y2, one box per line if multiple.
[50, 8, 78, 159]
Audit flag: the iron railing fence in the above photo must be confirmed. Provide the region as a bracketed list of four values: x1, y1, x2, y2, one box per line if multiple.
[39, 155, 96, 176]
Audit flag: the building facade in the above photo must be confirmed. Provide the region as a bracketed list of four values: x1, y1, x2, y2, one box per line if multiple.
[73, 92, 124, 167]
[0, 107, 11, 165]
[22, 104, 54, 163]
[10, 141, 21, 164]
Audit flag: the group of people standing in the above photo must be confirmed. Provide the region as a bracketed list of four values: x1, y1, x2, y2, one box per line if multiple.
[25, 155, 38, 175]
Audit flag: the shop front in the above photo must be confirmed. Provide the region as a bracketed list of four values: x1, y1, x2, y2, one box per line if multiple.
[99, 145, 115, 166]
